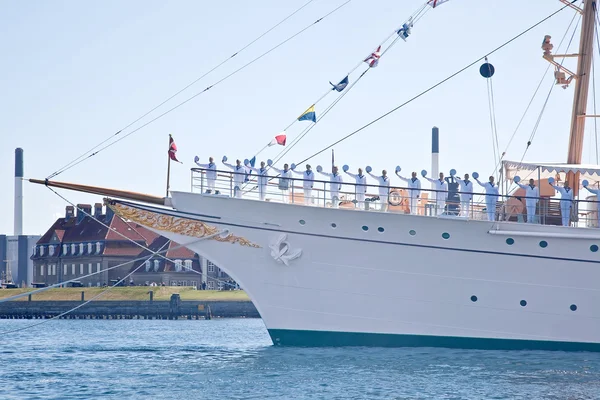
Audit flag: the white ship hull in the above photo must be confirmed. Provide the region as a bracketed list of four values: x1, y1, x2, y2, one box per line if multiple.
[108, 192, 600, 351]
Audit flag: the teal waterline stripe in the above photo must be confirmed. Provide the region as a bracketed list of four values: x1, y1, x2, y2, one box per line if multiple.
[268, 329, 600, 352]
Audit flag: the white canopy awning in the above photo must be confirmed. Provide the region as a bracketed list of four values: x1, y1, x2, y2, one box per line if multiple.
[502, 160, 600, 185]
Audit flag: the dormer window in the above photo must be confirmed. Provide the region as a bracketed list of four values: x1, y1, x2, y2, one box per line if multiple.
[145, 261, 151, 272]
[79, 243, 84, 254]
[96, 242, 101, 254]
[153, 260, 160, 272]
[63, 244, 68, 255]
[184, 260, 192, 270]
[39, 246, 45, 256]
[49, 245, 55, 256]
[87, 243, 93, 253]
[71, 244, 76, 255]
[174, 260, 183, 272]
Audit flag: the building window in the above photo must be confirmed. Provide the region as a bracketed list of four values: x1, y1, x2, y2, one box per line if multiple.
[72, 264, 75, 275]
[191, 280, 198, 288]
[40, 246, 45, 256]
[40, 265, 45, 276]
[145, 261, 151, 272]
[63, 244, 68, 255]
[97, 263, 101, 273]
[88, 263, 92, 275]
[184, 260, 193, 270]
[87, 243, 93, 253]
[208, 281, 215, 290]
[153, 260, 160, 272]
[80, 264, 84, 275]
[52, 265, 56, 276]
[79, 243, 84, 254]
[64, 264, 68, 275]
[207, 261, 216, 273]
[96, 242, 101, 254]
[174, 259, 183, 272]
[71, 244, 76, 255]
[49, 245, 55, 256]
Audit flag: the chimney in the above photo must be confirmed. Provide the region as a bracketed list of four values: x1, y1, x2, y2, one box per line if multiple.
[431, 127, 439, 189]
[94, 203, 103, 218]
[14, 148, 23, 235]
[76, 204, 92, 224]
[65, 206, 74, 221]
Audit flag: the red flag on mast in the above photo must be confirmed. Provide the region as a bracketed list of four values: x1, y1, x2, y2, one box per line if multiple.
[168, 134, 180, 162]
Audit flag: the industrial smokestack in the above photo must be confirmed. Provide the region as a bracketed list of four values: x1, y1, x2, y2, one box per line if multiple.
[431, 127, 439, 189]
[14, 148, 23, 236]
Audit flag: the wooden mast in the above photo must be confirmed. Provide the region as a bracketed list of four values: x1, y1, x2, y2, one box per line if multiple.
[566, 0, 597, 196]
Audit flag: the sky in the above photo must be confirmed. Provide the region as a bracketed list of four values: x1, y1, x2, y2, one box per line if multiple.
[0, 0, 597, 235]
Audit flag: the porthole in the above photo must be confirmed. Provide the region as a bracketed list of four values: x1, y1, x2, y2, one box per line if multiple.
[506, 238, 515, 245]
[539, 240, 548, 248]
[409, 230, 416, 236]
[331, 223, 337, 228]
[362, 226, 369, 231]
[470, 295, 478, 302]
[570, 304, 577, 311]
[377, 227, 384, 233]
[520, 300, 527, 307]
[591, 245, 599, 252]
[299, 220, 306, 225]
[442, 232, 450, 240]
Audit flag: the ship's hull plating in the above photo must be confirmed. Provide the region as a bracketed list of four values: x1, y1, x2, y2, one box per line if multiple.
[110, 192, 600, 350]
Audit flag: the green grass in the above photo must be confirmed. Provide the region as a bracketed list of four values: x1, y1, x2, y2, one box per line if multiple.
[0, 287, 250, 302]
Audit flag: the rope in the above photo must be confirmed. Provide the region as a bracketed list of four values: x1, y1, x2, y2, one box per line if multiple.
[294, 2, 574, 166]
[46, 0, 352, 180]
[484, 57, 500, 177]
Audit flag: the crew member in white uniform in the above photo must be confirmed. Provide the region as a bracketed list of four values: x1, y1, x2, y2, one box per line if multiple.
[368, 169, 391, 211]
[222, 158, 248, 198]
[345, 167, 367, 208]
[245, 160, 269, 201]
[194, 156, 217, 194]
[269, 162, 293, 203]
[317, 165, 343, 208]
[291, 164, 315, 205]
[515, 178, 539, 223]
[583, 181, 600, 227]
[550, 180, 574, 226]
[475, 175, 499, 221]
[455, 173, 474, 217]
[396, 171, 421, 214]
[423, 172, 448, 216]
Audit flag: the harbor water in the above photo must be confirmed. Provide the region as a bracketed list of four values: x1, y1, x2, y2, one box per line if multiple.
[0, 319, 599, 399]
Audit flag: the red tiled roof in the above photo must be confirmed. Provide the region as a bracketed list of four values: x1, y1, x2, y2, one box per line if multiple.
[105, 217, 159, 243]
[103, 244, 145, 257]
[55, 230, 65, 241]
[165, 241, 196, 259]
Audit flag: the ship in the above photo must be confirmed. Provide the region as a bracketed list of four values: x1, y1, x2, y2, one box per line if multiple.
[31, 0, 600, 350]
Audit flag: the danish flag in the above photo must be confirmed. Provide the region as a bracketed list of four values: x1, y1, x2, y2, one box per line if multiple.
[364, 46, 382, 68]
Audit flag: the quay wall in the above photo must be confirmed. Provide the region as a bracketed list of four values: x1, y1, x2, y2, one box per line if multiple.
[0, 300, 259, 320]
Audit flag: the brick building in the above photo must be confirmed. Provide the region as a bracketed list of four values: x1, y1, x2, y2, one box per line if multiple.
[32, 203, 231, 288]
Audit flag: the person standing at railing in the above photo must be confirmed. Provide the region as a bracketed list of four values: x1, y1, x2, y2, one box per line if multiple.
[396, 170, 421, 214]
[268, 161, 293, 203]
[549, 179, 573, 227]
[422, 171, 448, 216]
[222, 157, 248, 199]
[583, 181, 600, 226]
[514, 177, 539, 223]
[194, 156, 218, 194]
[343, 166, 367, 209]
[455, 173, 474, 217]
[367, 167, 391, 211]
[474, 174, 499, 221]
[291, 164, 315, 205]
[245, 160, 269, 201]
[317, 165, 343, 208]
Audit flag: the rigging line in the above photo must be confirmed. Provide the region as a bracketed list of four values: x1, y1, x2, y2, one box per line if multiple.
[496, 9, 579, 170]
[45, 0, 318, 181]
[594, 12, 600, 163]
[486, 77, 499, 174]
[0, 241, 170, 335]
[46, 0, 352, 180]
[489, 73, 501, 176]
[293, 3, 574, 166]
